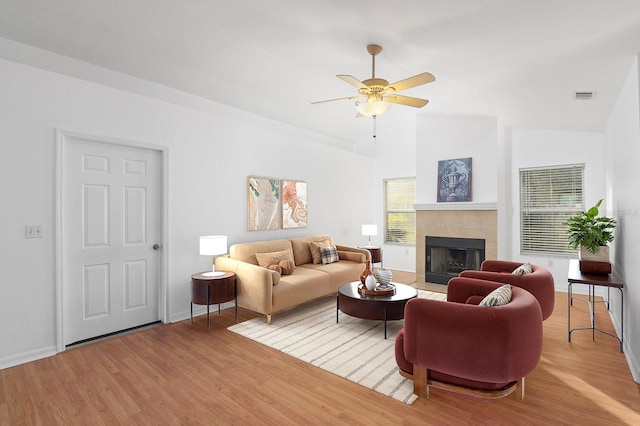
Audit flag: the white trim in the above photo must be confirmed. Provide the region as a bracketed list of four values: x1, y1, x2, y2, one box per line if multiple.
[55, 133, 64, 352]
[55, 129, 169, 354]
[414, 202, 498, 211]
[0, 346, 56, 370]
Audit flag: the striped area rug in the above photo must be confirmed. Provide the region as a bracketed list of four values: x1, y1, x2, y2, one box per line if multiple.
[228, 289, 446, 404]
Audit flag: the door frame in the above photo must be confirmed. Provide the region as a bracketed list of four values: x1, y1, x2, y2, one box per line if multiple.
[55, 129, 169, 353]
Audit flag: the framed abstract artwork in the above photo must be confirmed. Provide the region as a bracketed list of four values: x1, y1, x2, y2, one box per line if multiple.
[282, 180, 308, 228]
[247, 176, 280, 231]
[437, 157, 472, 202]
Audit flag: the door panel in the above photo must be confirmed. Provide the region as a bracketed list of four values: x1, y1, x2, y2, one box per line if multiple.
[63, 136, 161, 345]
[83, 263, 110, 318]
[124, 259, 147, 310]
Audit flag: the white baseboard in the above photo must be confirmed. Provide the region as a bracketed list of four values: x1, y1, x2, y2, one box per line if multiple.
[625, 344, 640, 383]
[0, 345, 57, 370]
[608, 308, 640, 383]
[169, 301, 236, 323]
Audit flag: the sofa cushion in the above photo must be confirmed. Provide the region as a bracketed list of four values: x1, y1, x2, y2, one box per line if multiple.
[310, 239, 331, 264]
[290, 236, 334, 265]
[479, 284, 512, 306]
[320, 245, 340, 265]
[255, 249, 295, 269]
[229, 239, 293, 265]
[511, 262, 532, 275]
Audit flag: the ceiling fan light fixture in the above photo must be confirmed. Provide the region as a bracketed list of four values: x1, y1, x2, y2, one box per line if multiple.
[356, 99, 390, 117]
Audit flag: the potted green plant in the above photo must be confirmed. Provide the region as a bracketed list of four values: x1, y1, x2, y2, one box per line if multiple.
[565, 199, 616, 266]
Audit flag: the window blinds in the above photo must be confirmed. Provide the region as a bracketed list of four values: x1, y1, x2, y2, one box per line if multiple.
[519, 164, 585, 255]
[384, 177, 416, 244]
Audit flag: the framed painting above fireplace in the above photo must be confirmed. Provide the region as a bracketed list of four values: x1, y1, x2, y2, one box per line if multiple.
[437, 157, 472, 202]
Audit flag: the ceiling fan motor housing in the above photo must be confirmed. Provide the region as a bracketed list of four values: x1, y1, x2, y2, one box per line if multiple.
[361, 78, 389, 94]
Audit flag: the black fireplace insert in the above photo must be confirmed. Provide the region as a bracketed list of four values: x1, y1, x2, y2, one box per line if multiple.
[426, 236, 486, 284]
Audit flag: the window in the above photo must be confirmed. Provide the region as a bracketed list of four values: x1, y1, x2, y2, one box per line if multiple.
[520, 164, 585, 255]
[384, 177, 416, 244]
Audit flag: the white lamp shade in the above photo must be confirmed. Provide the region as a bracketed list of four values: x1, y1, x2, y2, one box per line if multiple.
[199, 235, 228, 256]
[361, 224, 378, 236]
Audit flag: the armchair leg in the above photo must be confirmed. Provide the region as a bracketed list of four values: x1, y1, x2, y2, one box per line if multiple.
[516, 377, 525, 400]
[266, 313, 272, 325]
[413, 364, 429, 399]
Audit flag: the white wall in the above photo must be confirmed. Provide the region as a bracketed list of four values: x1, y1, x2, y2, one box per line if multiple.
[416, 114, 499, 204]
[605, 56, 640, 381]
[507, 128, 606, 290]
[372, 114, 417, 272]
[0, 57, 373, 368]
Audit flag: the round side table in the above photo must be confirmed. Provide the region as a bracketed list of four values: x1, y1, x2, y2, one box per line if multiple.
[359, 246, 382, 266]
[191, 271, 237, 331]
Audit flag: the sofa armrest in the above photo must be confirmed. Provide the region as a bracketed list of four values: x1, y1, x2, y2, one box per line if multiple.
[445, 277, 504, 303]
[335, 245, 370, 263]
[337, 250, 366, 263]
[460, 265, 555, 320]
[215, 256, 275, 315]
[479, 259, 524, 273]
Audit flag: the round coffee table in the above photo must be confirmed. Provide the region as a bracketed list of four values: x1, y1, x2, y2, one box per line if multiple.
[336, 281, 418, 339]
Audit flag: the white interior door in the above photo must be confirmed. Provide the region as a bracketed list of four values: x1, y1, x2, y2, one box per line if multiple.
[62, 135, 162, 345]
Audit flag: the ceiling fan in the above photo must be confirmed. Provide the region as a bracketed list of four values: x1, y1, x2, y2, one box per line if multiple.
[312, 44, 435, 117]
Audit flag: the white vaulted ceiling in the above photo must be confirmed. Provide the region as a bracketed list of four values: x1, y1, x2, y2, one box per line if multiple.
[1, 0, 640, 145]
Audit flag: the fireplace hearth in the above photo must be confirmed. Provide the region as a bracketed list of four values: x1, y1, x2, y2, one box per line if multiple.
[426, 236, 486, 284]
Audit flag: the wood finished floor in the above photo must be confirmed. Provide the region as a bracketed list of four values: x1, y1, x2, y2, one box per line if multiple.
[1, 272, 639, 425]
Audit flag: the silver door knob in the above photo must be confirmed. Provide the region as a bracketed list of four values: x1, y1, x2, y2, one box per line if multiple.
[153, 244, 160, 250]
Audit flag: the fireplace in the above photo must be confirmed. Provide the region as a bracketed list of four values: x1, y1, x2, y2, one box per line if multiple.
[426, 236, 486, 284]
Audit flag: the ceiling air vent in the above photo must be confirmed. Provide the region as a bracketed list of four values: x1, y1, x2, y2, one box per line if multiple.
[574, 91, 596, 100]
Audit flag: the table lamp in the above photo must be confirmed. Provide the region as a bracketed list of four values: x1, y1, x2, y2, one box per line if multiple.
[199, 235, 228, 277]
[361, 224, 377, 248]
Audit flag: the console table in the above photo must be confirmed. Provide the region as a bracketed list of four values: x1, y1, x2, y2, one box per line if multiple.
[567, 259, 623, 352]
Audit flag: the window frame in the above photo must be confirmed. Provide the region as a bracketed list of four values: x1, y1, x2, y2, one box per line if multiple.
[519, 163, 585, 256]
[383, 177, 416, 245]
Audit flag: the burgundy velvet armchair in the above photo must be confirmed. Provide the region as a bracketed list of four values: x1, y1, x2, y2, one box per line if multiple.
[459, 260, 555, 320]
[395, 277, 543, 400]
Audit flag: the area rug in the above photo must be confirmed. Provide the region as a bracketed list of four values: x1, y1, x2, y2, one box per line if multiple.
[228, 289, 446, 404]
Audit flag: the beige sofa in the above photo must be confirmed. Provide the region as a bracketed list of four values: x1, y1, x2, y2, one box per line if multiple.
[215, 235, 370, 324]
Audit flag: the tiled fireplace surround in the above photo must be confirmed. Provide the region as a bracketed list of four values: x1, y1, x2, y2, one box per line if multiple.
[416, 204, 497, 286]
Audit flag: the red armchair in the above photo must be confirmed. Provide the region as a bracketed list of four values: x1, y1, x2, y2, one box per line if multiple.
[459, 260, 555, 320]
[395, 277, 543, 400]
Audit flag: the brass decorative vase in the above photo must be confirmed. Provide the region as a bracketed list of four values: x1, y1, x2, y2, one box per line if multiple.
[360, 260, 372, 284]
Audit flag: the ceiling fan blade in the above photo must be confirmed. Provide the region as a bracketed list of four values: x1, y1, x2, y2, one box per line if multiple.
[383, 72, 435, 93]
[337, 75, 370, 91]
[384, 94, 429, 108]
[311, 95, 362, 105]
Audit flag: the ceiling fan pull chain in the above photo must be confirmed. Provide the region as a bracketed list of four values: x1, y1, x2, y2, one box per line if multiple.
[373, 115, 377, 142]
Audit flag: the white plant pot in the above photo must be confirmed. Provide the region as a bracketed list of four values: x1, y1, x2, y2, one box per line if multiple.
[579, 245, 610, 263]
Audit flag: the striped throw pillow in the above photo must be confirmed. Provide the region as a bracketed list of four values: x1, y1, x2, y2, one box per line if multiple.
[512, 262, 532, 275]
[479, 284, 512, 307]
